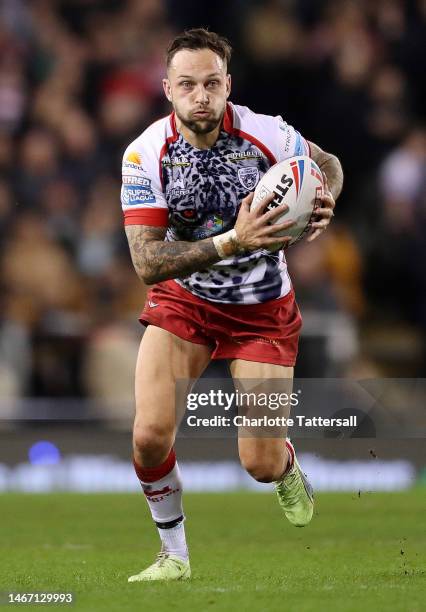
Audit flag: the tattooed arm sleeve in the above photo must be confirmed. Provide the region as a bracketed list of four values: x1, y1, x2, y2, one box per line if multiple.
[125, 225, 226, 285]
[307, 141, 343, 201]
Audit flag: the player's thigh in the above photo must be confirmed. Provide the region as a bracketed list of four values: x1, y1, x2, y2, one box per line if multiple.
[230, 359, 293, 380]
[230, 359, 293, 466]
[135, 325, 212, 435]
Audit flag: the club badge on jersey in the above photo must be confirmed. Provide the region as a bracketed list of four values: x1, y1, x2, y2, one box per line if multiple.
[238, 166, 260, 190]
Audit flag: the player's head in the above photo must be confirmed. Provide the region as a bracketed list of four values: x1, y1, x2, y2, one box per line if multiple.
[163, 28, 232, 135]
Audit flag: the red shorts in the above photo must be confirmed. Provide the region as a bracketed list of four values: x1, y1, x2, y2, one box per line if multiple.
[140, 280, 302, 367]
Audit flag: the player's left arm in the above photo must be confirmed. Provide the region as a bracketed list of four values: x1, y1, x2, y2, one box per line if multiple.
[307, 140, 344, 242]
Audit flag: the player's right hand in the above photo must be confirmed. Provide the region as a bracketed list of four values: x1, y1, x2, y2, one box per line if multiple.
[234, 192, 295, 252]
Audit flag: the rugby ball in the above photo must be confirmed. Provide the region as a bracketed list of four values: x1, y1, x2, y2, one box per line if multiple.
[251, 155, 324, 247]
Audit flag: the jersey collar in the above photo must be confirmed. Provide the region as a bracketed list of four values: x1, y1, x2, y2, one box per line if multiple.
[168, 111, 179, 142]
[222, 102, 234, 133]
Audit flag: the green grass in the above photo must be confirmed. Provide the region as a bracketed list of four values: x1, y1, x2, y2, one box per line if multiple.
[0, 491, 425, 611]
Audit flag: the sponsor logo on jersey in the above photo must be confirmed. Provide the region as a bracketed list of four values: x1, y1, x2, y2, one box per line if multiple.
[123, 161, 144, 172]
[227, 151, 263, 163]
[162, 155, 191, 167]
[126, 151, 142, 165]
[238, 166, 260, 190]
[290, 159, 305, 197]
[122, 175, 151, 186]
[170, 188, 189, 197]
[279, 120, 292, 153]
[121, 185, 156, 205]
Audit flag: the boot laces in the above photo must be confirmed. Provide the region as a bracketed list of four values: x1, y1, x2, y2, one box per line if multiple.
[154, 549, 170, 567]
[276, 467, 301, 506]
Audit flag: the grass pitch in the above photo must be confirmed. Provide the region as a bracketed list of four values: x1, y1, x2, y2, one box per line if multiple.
[0, 490, 425, 611]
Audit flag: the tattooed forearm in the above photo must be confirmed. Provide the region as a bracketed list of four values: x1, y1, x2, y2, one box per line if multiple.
[125, 225, 223, 285]
[308, 141, 344, 200]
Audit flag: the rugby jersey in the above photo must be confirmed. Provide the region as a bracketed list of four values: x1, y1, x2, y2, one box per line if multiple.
[121, 102, 310, 304]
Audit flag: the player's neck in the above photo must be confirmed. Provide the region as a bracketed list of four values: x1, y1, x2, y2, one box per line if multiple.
[175, 119, 220, 150]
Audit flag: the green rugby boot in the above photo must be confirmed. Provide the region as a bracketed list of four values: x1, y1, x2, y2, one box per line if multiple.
[274, 439, 314, 527]
[128, 551, 191, 582]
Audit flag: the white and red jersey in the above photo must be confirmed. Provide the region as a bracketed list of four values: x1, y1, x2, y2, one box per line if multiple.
[121, 102, 310, 304]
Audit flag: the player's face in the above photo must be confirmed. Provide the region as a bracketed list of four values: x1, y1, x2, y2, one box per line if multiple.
[163, 49, 231, 136]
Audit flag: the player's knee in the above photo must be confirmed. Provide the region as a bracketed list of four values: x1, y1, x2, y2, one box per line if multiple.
[241, 458, 280, 483]
[133, 424, 173, 466]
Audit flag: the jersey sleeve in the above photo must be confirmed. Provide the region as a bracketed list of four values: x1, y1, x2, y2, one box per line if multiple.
[121, 144, 169, 227]
[275, 117, 311, 162]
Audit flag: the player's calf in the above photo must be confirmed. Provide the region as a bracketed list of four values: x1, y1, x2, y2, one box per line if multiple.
[241, 456, 287, 483]
[239, 438, 289, 483]
[133, 422, 174, 467]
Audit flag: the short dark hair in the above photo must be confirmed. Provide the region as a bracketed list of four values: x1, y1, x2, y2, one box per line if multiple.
[166, 28, 232, 69]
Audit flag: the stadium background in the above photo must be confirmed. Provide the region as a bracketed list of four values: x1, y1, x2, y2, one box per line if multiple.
[0, 0, 425, 493]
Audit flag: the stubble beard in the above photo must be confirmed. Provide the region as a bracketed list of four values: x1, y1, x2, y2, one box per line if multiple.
[176, 107, 225, 135]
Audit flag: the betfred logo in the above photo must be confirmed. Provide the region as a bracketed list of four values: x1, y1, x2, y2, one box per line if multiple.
[143, 485, 171, 498]
[142, 485, 180, 502]
[122, 175, 151, 186]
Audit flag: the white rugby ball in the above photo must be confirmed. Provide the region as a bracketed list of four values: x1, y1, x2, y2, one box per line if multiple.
[251, 155, 324, 246]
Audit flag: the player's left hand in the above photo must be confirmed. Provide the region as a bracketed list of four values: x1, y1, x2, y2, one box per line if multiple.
[307, 172, 335, 242]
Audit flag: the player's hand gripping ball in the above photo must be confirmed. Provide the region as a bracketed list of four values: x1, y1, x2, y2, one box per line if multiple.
[251, 156, 324, 248]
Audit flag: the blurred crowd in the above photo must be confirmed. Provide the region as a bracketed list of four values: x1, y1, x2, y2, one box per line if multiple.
[0, 0, 425, 402]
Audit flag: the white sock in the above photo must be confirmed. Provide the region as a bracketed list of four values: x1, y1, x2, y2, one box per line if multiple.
[134, 451, 189, 561]
[156, 520, 188, 562]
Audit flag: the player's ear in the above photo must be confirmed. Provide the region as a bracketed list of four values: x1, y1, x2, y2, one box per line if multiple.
[225, 74, 231, 99]
[163, 78, 172, 102]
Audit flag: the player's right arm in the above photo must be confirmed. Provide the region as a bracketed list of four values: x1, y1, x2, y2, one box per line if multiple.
[126, 224, 221, 285]
[125, 195, 295, 285]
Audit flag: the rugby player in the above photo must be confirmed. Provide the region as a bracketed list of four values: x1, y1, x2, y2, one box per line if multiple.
[122, 28, 343, 582]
